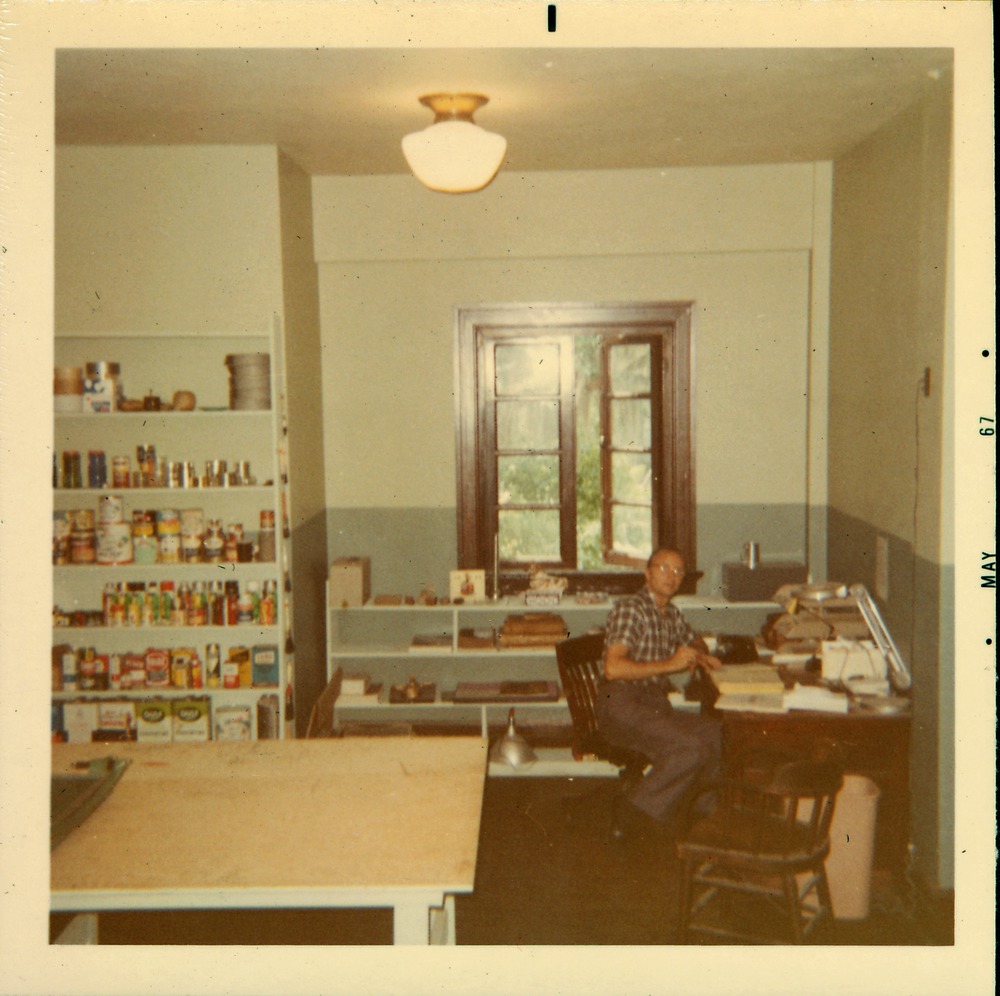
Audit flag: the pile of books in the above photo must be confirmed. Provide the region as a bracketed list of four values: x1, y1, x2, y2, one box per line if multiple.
[497, 613, 569, 649]
[709, 664, 788, 714]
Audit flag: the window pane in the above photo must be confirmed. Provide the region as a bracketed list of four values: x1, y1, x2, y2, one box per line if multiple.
[609, 343, 650, 394]
[610, 398, 651, 449]
[496, 399, 559, 450]
[611, 504, 653, 560]
[499, 509, 561, 561]
[495, 343, 560, 396]
[611, 452, 652, 502]
[498, 455, 560, 505]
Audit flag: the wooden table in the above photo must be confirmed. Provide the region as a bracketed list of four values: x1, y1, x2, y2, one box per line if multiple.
[51, 737, 488, 944]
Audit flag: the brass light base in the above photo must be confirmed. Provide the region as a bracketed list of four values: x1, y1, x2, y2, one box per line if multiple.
[418, 93, 490, 124]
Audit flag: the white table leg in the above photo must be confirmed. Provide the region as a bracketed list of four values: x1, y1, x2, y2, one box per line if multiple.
[429, 894, 456, 945]
[393, 898, 431, 944]
[394, 894, 455, 944]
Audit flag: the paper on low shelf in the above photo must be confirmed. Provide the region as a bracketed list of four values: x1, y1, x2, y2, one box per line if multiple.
[408, 633, 453, 653]
[783, 683, 850, 714]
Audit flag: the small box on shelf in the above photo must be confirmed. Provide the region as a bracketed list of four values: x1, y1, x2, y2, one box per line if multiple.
[328, 557, 370, 608]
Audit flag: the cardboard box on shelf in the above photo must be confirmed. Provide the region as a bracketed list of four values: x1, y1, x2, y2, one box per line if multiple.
[62, 701, 99, 744]
[251, 644, 280, 687]
[215, 704, 253, 741]
[172, 696, 211, 742]
[136, 698, 173, 743]
[98, 700, 137, 739]
[329, 556, 371, 608]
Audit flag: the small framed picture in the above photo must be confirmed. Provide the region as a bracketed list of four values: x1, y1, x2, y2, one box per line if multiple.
[450, 569, 486, 602]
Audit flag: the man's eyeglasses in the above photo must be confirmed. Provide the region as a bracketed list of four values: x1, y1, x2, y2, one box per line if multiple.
[652, 564, 685, 578]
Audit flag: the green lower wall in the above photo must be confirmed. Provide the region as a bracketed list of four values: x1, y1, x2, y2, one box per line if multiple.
[325, 502, 819, 599]
[827, 506, 954, 892]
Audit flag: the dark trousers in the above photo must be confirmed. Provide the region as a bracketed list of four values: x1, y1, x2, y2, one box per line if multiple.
[597, 680, 722, 822]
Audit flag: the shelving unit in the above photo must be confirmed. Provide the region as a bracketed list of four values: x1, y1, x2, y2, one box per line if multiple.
[326, 592, 778, 734]
[52, 329, 295, 743]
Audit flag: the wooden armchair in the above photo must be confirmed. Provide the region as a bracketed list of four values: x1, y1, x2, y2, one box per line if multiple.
[675, 758, 843, 943]
[555, 630, 649, 778]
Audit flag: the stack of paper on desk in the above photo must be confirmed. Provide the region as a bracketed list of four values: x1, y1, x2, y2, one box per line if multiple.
[784, 683, 850, 714]
[712, 692, 788, 714]
[710, 664, 785, 696]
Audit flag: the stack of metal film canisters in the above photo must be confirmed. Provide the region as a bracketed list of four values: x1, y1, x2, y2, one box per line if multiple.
[54, 366, 85, 412]
[225, 353, 271, 411]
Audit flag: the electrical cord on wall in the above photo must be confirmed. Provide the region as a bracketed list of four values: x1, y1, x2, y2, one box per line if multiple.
[910, 374, 926, 667]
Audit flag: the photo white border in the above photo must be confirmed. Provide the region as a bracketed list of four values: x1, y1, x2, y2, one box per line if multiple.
[1, 3, 994, 995]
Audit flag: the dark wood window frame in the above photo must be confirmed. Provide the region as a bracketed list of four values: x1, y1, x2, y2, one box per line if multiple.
[454, 301, 697, 595]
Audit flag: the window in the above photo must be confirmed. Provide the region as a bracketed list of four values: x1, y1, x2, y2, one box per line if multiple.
[455, 302, 695, 593]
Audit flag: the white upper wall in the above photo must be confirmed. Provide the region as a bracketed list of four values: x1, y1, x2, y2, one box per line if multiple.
[56, 145, 284, 333]
[313, 164, 830, 510]
[314, 164, 817, 261]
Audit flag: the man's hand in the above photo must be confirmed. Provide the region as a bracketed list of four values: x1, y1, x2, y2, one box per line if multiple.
[673, 645, 722, 673]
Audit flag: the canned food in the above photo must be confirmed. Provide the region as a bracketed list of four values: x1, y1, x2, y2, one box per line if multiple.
[87, 451, 107, 489]
[111, 456, 131, 488]
[98, 494, 125, 524]
[131, 510, 154, 535]
[71, 508, 95, 531]
[158, 532, 181, 564]
[132, 533, 159, 565]
[62, 451, 82, 489]
[53, 512, 71, 565]
[156, 509, 181, 534]
[95, 522, 133, 565]
[70, 531, 96, 564]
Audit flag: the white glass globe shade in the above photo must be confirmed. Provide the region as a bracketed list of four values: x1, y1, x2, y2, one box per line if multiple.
[401, 120, 507, 193]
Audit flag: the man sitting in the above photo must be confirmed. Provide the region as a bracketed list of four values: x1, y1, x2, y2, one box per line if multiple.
[598, 548, 722, 834]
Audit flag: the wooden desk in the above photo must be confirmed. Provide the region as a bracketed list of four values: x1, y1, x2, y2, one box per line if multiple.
[51, 738, 487, 944]
[717, 708, 912, 875]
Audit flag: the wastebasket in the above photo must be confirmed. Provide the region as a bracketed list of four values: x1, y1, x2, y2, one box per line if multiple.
[825, 774, 881, 920]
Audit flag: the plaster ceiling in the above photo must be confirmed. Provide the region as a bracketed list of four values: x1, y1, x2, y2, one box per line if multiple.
[56, 47, 952, 176]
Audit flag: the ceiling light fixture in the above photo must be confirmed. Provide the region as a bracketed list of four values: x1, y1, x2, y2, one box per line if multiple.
[401, 93, 507, 194]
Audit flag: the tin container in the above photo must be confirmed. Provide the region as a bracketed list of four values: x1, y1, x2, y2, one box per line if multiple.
[83, 362, 121, 413]
[54, 366, 85, 413]
[156, 509, 181, 534]
[205, 460, 227, 487]
[70, 530, 96, 565]
[87, 451, 107, 489]
[136, 444, 157, 487]
[96, 521, 134, 565]
[53, 512, 71, 565]
[158, 533, 181, 564]
[62, 451, 82, 489]
[111, 456, 131, 488]
[71, 508, 95, 532]
[98, 494, 125, 524]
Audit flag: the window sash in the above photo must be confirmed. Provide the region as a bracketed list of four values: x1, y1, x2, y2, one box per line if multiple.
[454, 302, 696, 595]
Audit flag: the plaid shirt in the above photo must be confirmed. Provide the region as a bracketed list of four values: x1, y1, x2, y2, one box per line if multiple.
[603, 587, 696, 689]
